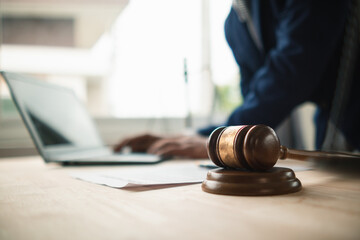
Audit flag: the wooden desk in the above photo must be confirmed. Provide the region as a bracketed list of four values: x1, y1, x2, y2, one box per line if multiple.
[0, 156, 359, 240]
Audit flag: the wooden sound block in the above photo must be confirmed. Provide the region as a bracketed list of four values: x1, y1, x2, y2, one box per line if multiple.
[201, 167, 302, 196]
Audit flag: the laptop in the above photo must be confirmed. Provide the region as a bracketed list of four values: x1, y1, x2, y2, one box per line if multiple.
[1, 71, 163, 165]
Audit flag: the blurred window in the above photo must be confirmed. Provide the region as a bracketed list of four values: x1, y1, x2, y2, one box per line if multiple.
[0, 0, 237, 120]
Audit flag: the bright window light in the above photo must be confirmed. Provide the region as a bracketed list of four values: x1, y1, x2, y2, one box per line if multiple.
[104, 0, 237, 118]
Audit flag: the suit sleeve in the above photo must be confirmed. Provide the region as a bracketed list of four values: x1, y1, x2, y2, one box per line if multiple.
[225, 0, 348, 129]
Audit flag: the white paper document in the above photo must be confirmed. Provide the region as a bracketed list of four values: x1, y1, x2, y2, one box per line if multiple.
[72, 161, 311, 189]
[72, 163, 210, 188]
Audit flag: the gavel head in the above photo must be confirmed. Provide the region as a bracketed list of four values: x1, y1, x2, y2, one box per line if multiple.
[207, 125, 281, 171]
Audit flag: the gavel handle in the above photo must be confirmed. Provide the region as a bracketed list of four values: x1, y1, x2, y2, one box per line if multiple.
[279, 145, 360, 161]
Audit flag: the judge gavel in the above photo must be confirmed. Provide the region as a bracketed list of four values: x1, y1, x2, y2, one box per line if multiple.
[207, 125, 360, 171]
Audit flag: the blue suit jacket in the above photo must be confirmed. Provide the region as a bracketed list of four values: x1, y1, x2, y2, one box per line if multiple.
[199, 0, 360, 150]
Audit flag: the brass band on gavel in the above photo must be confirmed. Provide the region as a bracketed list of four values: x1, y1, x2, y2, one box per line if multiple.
[207, 125, 360, 171]
[207, 125, 281, 171]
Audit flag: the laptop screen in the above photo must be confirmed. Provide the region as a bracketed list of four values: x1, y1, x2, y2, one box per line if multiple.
[3, 72, 103, 150]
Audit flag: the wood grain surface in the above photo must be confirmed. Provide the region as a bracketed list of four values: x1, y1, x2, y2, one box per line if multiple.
[0, 157, 359, 240]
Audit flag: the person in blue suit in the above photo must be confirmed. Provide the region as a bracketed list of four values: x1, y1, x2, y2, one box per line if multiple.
[115, 0, 360, 158]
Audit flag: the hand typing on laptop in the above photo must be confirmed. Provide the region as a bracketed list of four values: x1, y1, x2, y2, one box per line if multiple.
[114, 134, 208, 159]
[2, 72, 164, 164]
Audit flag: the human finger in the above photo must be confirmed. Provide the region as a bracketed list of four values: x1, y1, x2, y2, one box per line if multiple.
[148, 136, 208, 159]
[147, 138, 181, 154]
[154, 143, 208, 159]
[114, 134, 162, 152]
